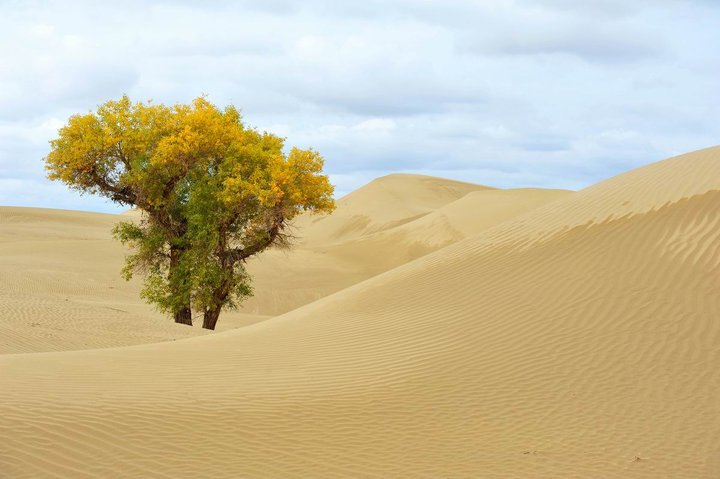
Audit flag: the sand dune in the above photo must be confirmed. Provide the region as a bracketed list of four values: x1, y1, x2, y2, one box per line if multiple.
[0, 207, 268, 354]
[0, 207, 207, 353]
[292, 173, 489, 244]
[1, 146, 719, 477]
[243, 179, 569, 314]
[0, 175, 565, 351]
[0, 176, 482, 353]
[310, 187, 571, 279]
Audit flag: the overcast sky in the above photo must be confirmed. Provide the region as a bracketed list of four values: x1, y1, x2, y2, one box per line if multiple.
[1, 0, 718, 213]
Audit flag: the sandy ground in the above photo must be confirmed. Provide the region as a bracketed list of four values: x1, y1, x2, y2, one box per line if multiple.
[0, 208, 268, 353]
[1, 146, 719, 477]
[0, 174, 566, 352]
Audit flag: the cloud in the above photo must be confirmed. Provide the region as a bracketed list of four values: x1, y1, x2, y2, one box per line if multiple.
[353, 118, 397, 133]
[457, 3, 664, 63]
[0, 13, 139, 122]
[479, 28, 659, 63]
[0, 0, 718, 212]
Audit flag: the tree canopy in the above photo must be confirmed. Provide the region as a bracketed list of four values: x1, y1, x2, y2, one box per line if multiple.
[45, 96, 335, 329]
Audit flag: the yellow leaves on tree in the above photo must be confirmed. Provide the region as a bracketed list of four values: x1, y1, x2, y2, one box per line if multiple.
[45, 95, 335, 329]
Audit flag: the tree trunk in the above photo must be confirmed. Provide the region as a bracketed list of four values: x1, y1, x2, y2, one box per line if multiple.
[169, 244, 192, 326]
[202, 306, 221, 330]
[202, 278, 232, 330]
[174, 306, 193, 326]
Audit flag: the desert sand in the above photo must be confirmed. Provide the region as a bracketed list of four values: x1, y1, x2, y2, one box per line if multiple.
[0, 207, 269, 354]
[1, 146, 719, 477]
[0, 174, 566, 352]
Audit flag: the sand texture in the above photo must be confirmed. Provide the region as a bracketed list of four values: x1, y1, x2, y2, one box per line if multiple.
[243, 176, 569, 315]
[0, 175, 564, 352]
[0, 208, 268, 354]
[1, 147, 719, 477]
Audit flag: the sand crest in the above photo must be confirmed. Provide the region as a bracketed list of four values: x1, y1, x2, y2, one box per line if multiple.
[1, 147, 719, 477]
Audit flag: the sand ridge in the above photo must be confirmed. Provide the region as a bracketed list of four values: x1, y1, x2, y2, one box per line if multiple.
[0, 175, 567, 352]
[243, 180, 570, 314]
[293, 173, 491, 244]
[1, 146, 719, 477]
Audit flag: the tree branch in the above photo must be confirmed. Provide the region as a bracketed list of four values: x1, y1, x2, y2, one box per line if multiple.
[225, 209, 287, 263]
[91, 170, 136, 205]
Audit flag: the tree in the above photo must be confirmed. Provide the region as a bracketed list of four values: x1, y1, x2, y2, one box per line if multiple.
[183, 145, 335, 329]
[45, 96, 335, 329]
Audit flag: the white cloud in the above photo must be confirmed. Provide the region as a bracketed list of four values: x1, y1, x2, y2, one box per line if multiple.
[30, 23, 55, 37]
[0, 0, 718, 211]
[353, 118, 397, 133]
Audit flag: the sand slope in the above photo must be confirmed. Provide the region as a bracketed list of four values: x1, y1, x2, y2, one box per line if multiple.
[292, 173, 489, 244]
[0, 208, 268, 354]
[0, 176, 566, 352]
[312, 187, 571, 279]
[0, 208, 209, 353]
[244, 180, 569, 314]
[0, 176, 479, 353]
[241, 173, 493, 315]
[0, 146, 718, 477]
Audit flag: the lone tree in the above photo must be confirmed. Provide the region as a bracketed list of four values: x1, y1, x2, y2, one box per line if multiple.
[46, 96, 335, 329]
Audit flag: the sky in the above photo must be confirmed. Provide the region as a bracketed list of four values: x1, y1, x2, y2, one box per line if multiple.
[0, 0, 718, 213]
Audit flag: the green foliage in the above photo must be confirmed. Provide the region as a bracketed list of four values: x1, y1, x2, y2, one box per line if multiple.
[46, 95, 335, 328]
[112, 220, 183, 315]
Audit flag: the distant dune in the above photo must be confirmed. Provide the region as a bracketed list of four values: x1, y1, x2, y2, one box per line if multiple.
[0, 175, 567, 352]
[293, 173, 490, 243]
[243, 175, 570, 315]
[1, 146, 719, 477]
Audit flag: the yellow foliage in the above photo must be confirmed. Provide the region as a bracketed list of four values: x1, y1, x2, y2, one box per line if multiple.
[45, 95, 335, 219]
[46, 95, 335, 327]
